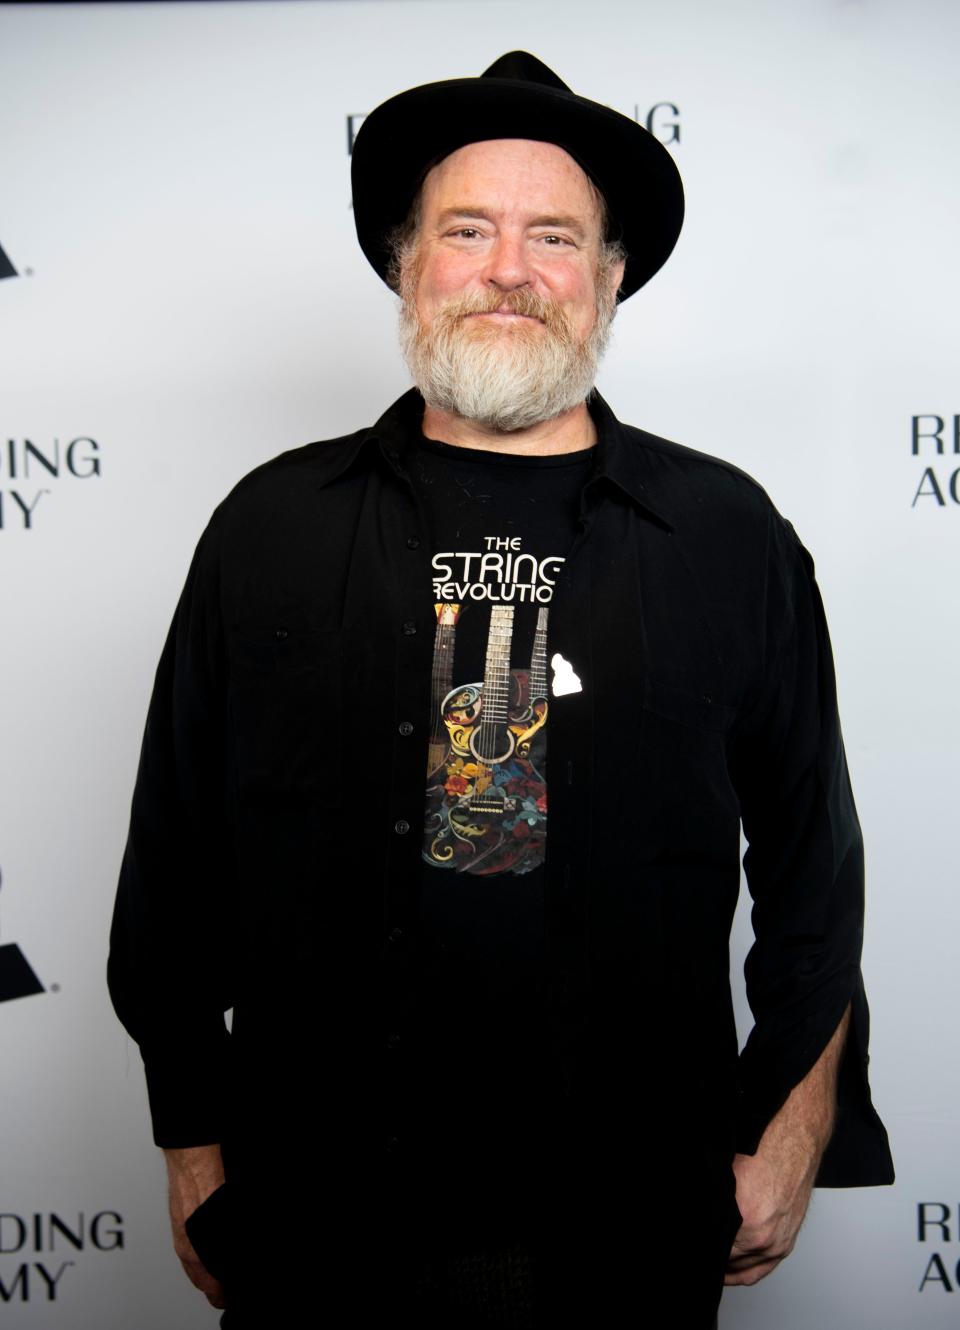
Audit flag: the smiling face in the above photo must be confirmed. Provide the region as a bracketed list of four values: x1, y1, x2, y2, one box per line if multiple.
[395, 139, 625, 434]
[413, 138, 618, 342]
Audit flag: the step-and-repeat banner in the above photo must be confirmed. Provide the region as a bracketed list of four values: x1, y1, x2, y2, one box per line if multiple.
[1, 1, 957, 1325]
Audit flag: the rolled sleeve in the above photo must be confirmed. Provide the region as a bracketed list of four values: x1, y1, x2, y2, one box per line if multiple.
[730, 511, 893, 1186]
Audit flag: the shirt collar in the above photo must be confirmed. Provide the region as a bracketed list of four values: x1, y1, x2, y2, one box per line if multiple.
[583, 390, 675, 532]
[314, 386, 675, 532]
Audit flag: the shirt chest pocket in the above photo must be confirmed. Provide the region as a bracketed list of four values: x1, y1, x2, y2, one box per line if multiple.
[227, 620, 344, 809]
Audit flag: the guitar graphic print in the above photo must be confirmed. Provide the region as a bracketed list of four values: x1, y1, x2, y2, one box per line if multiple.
[423, 606, 549, 876]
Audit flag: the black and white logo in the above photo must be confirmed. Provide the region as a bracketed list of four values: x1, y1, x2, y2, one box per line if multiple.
[0, 241, 16, 281]
[918, 1202, 960, 1292]
[0, 867, 44, 1004]
[637, 102, 680, 144]
[911, 414, 960, 508]
[0, 436, 102, 531]
[0, 1211, 124, 1303]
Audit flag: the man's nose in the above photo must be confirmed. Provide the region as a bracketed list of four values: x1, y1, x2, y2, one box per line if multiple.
[482, 233, 532, 290]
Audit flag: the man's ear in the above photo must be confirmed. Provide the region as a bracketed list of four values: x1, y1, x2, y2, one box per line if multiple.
[605, 258, 627, 306]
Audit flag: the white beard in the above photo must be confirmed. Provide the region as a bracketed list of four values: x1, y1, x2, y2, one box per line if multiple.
[398, 284, 616, 434]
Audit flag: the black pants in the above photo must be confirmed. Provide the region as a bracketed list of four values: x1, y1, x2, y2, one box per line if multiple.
[219, 1234, 726, 1328]
[211, 1142, 738, 1327]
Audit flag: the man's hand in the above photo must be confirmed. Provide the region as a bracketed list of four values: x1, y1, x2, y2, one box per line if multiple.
[725, 1003, 850, 1286]
[163, 1143, 227, 1308]
[725, 1111, 820, 1284]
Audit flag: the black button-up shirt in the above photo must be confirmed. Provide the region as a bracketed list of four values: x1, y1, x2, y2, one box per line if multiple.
[108, 387, 893, 1243]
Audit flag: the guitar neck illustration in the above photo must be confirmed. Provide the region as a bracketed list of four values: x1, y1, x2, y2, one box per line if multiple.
[507, 606, 549, 753]
[470, 605, 516, 767]
[528, 607, 549, 703]
[427, 603, 460, 772]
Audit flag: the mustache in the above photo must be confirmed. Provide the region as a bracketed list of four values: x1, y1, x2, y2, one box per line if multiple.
[430, 287, 573, 335]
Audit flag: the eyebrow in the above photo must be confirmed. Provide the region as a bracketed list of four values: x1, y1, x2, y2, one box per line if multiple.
[433, 207, 590, 241]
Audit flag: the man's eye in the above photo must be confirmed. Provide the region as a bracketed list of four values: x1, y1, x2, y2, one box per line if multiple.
[541, 235, 571, 246]
[453, 228, 480, 239]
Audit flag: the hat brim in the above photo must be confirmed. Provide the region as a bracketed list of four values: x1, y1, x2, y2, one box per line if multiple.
[351, 76, 684, 302]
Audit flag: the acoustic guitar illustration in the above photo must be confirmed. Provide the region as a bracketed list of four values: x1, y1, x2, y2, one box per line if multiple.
[423, 606, 548, 876]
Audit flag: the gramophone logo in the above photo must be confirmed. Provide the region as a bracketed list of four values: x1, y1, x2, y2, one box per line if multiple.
[0, 242, 17, 281]
[0, 866, 44, 1003]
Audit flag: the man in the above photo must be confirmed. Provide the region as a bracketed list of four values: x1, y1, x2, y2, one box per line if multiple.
[109, 52, 893, 1328]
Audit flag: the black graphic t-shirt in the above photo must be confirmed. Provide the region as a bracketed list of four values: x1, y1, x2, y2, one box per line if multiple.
[412, 435, 592, 879]
[407, 436, 592, 1034]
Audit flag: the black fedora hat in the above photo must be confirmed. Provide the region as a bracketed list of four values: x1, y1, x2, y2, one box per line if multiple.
[351, 50, 684, 302]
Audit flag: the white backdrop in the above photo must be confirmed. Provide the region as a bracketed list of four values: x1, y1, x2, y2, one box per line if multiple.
[1, 1, 958, 1325]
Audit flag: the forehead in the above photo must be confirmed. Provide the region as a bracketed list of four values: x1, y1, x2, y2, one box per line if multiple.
[420, 138, 600, 228]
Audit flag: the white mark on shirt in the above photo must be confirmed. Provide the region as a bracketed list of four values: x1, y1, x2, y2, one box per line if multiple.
[551, 653, 582, 697]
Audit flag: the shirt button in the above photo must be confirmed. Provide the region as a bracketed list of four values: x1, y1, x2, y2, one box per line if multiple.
[387, 1032, 401, 1049]
[385, 1136, 399, 1154]
[387, 927, 403, 945]
[401, 620, 417, 636]
[406, 536, 421, 550]
[394, 819, 410, 835]
[275, 628, 289, 641]
[398, 720, 414, 737]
